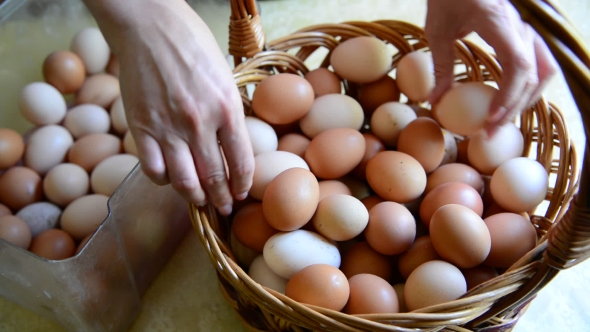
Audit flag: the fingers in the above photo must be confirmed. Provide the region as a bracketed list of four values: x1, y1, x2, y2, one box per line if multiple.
[218, 112, 255, 202]
[528, 33, 558, 107]
[134, 132, 170, 186]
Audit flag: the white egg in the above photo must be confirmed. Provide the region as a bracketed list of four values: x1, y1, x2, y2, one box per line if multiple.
[248, 255, 288, 294]
[64, 104, 111, 139]
[244, 116, 278, 156]
[70, 27, 111, 74]
[24, 125, 73, 175]
[19, 82, 67, 126]
[467, 122, 524, 175]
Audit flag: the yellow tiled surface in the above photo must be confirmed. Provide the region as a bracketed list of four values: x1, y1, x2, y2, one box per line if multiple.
[1, 0, 589, 331]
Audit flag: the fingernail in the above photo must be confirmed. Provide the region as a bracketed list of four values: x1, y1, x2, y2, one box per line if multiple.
[197, 200, 208, 207]
[235, 192, 248, 201]
[219, 204, 233, 216]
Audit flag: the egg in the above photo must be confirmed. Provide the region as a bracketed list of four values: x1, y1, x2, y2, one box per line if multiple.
[0, 128, 25, 169]
[90, 154, 139, 196]
[60, 194, 109, 241]
[43, 163, 90, 206]
[248, 255, 288, 294]
[420, 182, 484, 227]
[64, 104, 111, 139]
[434, 82, 497, 136]
[263, 230, 340, 279]
[0, 204, 11, 217]
[490, 157, 548, 213]
[484, 213, 537, 268]
[430, 204, 491, 268]
[338, 176, 372, 201]
[251, 73, 314, 125]
[42, 51, 86, 94]
[263, 168, 319, 231]
[425, 163, 484, 195]
[350, 133, 385, 180]
[24, 125, 74, 175]
[345, 274, 399, 314]
[365, 151, 426, 203]
[360, 195, 385, 211]
[340, 241, 394, 281]
[249, 150, 309, 200]
[398, 235, 441, 279]
[122, 131, 138, 156]
[312, 194, 368, 241]
[230, 231, 259, 268]
[0, 215, 32, 249]
[397, 117, 446, 173]
[29, 228, 76, 260]
[396, 51, 435, 102]
[318, 180, 352, 200]
[245, 116, 278, 155]
[330, 36, 393, 84]
[70, 27, 111, 74]
[305, 128, 365, 179]
[404, 260, 467, 311]
[456, 138, 470, 164]
[19, 82, 67, 126]
[411, 105, 434, 118]
[357, 75, 400, 115]
[277, 133, 310, 158]
[110, 97, 129, 135]
[76, 234, 93, 255]
[304, 68, 342, 97]
[68, 133, 122, 172]
[440, 129, 459, 166]
[461, 265, 499, 290]
[365, 202, 416, 255]
[75, 74, 121, 108]
[467, 122, 524, 175]
[0, 167, 44, 211]
[300, 94, 364, 138]
[286, 264, 350, 311]
[232, 203, 278, 252]
[15, 202, 61, 237]
[370, 102, 417, 147]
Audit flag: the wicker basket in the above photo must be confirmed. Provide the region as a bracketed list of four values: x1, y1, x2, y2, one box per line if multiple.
[189, 0, 590, 330]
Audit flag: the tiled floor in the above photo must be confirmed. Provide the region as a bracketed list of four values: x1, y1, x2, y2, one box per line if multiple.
[1, 1, 589, 331]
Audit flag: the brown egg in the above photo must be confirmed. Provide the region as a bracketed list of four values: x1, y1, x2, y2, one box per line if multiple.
[250, 151, 309, 200]
[60, 194, 109, 241]
[398, 235, 441, 279]
[43, 51, 86, 94]
[398, 117, 445, 173]
[430, 204, 491, 268]
[75, 74, 120, 108]
[461, 265, 499, 290]
[29, 228, 76, 260]
[357, 75, 400, 115]
[330, 36, 393, 84]
[252, 73, 314, 125]
[345, 274, 399, 314]
[370, 102, 417, 147]
[396, 51, 434, 102]
[340, 241, 394, 282]
[286, 264, 349, 311]
[360, 195, 384, 211]
[366, 151, 426, 203]
[0, 203, 11, 217]
[404, 260, 466, 311]
[0, 215, 32, 249]
[0, 167, 43, 211]
[232, 203, 278, 252]
[304, 68, 342, 97]
[484, 213, 537, 268]
[420, 182, 484, 227]
[43, 163, 89, 207]
[318, 180, 352, 200]
[410, 105, 434, 118]
[0, 128, 25, 170]
[351, 133, 385, 179]
[456, 138, 470, 164]
[262, 168, 319, 231]
[305, 128, 365, 179]
[365, 202, 416, 255]
[68, 133, 122, 172]
[300, 94, 364, 139]
[277, 133, 310, 158]
[76, 233, 93, 255]
[426, 163, 484, 195]
[312, 194, 368, 241]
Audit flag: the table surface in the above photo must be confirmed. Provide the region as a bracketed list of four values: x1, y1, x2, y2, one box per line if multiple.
[1, 1, 589, 331]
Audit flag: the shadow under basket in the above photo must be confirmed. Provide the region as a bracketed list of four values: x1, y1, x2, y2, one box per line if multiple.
[190, 0, 590, 331]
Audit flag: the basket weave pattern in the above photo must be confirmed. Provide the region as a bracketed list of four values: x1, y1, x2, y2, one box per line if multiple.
[189, 0, 590, 331]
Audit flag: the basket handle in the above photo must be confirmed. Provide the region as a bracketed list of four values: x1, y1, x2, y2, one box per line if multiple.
[472, 0, 590, 325]
[229, 0, 265, 66]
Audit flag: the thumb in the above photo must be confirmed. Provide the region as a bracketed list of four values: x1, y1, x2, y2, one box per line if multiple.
[426, 35, 457, 105]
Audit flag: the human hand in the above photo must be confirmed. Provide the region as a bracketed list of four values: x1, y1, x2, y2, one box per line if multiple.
[425, 0, 558, 135]
[85, 0, 254, 216]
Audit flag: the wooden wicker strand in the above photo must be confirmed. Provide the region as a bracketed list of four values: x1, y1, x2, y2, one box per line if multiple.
[229, 0, 265, 64]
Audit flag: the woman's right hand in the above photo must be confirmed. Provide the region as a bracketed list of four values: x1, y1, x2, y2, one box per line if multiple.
[84, 0, 255, 216]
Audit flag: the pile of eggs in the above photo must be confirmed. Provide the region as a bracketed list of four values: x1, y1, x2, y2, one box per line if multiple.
[0, 27, 138, 261]
[230, 36, 549, 313]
